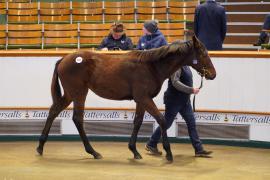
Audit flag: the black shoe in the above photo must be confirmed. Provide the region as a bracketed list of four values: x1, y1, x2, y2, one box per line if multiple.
[195, 150, 213, 157]
[253, 38, 265, 46]
[253, 42, 262, 46]
[145, 144, 162, 155]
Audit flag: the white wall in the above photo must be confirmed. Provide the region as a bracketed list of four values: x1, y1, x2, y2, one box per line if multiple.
[0, 56, 270, 142]
[0, 57, 58, 107]
[195, 58, 270, 112]
[0, 57, 269, 113]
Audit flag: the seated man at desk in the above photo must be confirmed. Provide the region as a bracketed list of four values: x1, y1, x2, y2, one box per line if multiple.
[254, 14, 270, 46]
[98, 22, 133, 51]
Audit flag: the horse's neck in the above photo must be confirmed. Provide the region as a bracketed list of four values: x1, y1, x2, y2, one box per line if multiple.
[155, 49, 193, 80]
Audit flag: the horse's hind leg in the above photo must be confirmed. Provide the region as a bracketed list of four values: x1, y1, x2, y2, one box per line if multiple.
[140, 98, 173, 162]
[37, 95, 71, 155]
[72, 95, 102, 159]
[128, 103, 145, 159]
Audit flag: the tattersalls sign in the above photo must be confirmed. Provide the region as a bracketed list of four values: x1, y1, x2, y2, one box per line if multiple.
[191, 112, 270, 125]
[0, 109, 269, 125]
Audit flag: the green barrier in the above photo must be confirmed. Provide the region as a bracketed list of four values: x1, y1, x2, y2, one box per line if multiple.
[43, 44, 78, 49]
[0, 45, 5, 49]
[0, 14, 6, 25]
[7, 45, 42, 49]
[261, 44, 270, 50]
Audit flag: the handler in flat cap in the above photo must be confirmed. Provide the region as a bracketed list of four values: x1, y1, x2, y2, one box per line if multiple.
[98, 22, 133, 51]
[137, 20, 167, 50]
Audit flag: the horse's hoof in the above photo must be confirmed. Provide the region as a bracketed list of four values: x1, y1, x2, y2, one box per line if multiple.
[166, 154, 173, 162]
[36, 146, 43, 156]
[93, 152, 102, 159]
[134, 153, 142, 159]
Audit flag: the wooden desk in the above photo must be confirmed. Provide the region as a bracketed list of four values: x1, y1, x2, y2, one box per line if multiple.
[0, 49, 127, 57]
[0, 50, 270, 58]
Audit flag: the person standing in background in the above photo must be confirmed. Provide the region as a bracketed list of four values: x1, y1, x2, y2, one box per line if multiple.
[254, 14, 270, 46]
[194, 0, 227, 50]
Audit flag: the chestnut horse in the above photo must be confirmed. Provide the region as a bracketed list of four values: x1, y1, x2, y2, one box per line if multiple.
[37, 36, 216, 162]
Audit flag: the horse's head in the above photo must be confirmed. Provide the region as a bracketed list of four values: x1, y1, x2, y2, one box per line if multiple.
[189, 36, 216, 80]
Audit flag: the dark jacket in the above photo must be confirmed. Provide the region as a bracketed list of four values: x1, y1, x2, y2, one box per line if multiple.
[263, 14, 270, 30]
[164, 66, 193, 105]
[259, 14, 270, 41]
[194, 0, 227, 50]
[98, 34, 133, 50]
[137, 30, 167, 50]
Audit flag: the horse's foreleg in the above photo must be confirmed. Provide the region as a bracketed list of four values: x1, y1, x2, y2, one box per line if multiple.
[37, 95, 71, 155]
[140, 98, 173, 162]
[128, 103, 145, 159]
[72, 100, 102, 159]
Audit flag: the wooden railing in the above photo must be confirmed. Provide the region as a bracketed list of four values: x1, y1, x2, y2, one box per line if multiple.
[0, 1, 199, 24]
[0, 23, 185, 49]
[0, 50, 269, 57]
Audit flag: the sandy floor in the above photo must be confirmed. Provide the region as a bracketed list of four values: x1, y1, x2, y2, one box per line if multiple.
[0, 141, 269, 180]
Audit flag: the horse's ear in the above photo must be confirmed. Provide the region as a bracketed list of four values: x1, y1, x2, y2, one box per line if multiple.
[192, 35, 201, 48]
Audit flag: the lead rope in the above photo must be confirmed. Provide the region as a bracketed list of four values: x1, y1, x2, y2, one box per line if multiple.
[192, 75, 204, 112]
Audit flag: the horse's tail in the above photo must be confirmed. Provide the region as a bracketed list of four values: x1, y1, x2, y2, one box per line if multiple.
[51, 59, 62, 103]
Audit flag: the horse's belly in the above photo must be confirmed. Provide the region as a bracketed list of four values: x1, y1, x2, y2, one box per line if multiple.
[89, 85, 132, 100]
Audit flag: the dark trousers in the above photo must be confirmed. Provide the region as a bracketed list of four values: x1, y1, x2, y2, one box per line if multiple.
[258, 15, 270, 43]
[147, 100, 203, 152]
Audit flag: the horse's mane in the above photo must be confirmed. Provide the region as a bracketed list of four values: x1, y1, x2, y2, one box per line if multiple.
[129, 40, 193, 62]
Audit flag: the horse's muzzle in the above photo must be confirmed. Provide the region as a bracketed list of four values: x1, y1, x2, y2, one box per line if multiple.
[206, 73, 216, 80]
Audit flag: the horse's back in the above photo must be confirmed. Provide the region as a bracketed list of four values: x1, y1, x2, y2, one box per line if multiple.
[56, 50, 162, 101]
[56, 51, 131, 99]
